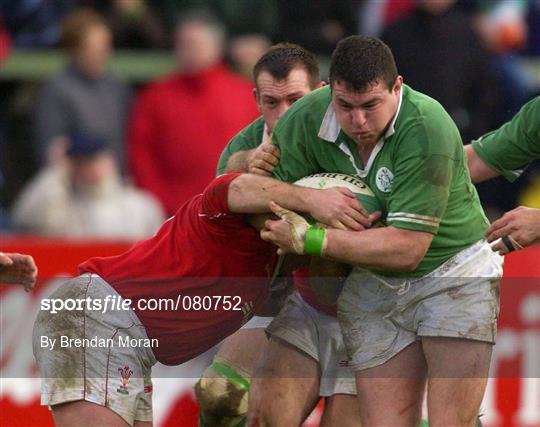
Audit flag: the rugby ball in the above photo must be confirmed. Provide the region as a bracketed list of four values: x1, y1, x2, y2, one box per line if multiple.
[294, 173, 381, 214]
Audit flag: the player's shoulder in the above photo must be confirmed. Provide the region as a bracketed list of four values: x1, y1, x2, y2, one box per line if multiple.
[235, 116, 265, 142]
[400, 85, 459, 134]
[394, 85, 462, 154]
[519, 95, 540, 119]
[274, 86, 332, 132]
[401, 84, 450, 120]
[508, 95, 540, 154]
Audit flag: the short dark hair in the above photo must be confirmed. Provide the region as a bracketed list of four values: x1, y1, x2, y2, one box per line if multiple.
[329, 36, 398, 92]
[253, 43, 320, 90]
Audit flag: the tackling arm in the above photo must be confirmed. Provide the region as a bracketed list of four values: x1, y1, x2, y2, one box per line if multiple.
[227, 174, 373, 230]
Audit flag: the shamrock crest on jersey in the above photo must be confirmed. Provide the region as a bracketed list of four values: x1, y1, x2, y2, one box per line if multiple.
[375, 167, 394, 193]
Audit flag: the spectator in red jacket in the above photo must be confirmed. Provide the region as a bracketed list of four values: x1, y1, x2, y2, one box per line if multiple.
[128, 11, 259, 214]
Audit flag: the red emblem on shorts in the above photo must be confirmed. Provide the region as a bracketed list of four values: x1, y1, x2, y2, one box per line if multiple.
[117, 366, 133, 395]
[339, 360, 349, 367]
[144, 385, 153, 393]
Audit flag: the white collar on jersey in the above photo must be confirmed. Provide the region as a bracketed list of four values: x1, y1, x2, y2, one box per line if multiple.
[318, 86, 403, 143]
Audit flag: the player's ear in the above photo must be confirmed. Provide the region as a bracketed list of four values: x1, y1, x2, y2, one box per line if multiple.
[254, 88, 264, 114]
[316, 81, 326, 89]
[392, 76, 403, 94]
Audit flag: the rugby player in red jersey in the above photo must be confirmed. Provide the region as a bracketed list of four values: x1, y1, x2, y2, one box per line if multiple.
[32, 171, 365, 427]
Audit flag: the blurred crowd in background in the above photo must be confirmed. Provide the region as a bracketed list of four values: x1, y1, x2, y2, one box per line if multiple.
[0, 0, 539, 239]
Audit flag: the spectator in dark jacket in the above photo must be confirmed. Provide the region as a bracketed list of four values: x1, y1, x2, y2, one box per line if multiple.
[277, 0, 360, 55]
[381, 0, 502, 143]
[34, 8, 132, 168]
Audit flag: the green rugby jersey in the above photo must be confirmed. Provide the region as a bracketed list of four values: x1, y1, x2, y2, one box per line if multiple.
[216, 116, 267, 175]
[472, 96, 540, 182]
[272, 85, 488, 277]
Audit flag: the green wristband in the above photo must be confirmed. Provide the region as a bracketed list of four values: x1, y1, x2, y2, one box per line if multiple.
[210, 362, 250, 391]
[304, 227, 326, 256]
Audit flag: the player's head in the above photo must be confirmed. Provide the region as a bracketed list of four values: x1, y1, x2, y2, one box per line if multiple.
[174, 11, 226, 74]
[253, 43, 322, 133]
[329, 36, 402, 146]
[61, 8, 112, 78]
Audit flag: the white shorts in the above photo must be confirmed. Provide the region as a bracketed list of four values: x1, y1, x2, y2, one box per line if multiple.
[33, 274, 157, 426]
[240, 315, 274, 330]
[338, 240, 504, 371]
[266, 291, 356, 396]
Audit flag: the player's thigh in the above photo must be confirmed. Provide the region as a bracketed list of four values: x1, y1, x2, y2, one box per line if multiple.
[216, 327, 269, 375]
[248, 337, 321, 427]
[355, 341, 427, 427]
[52, 401, 130, 427]
[320, 394, 361, 427]
[34, 275, 155, 426]
[422, 336, 492, 426]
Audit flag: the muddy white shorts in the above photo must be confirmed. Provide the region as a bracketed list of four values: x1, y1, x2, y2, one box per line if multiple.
[338, 240, 504, 371]
[240, 315, 274, 329]
[266, 291, 356, 396]
[33, 273, 157, 426]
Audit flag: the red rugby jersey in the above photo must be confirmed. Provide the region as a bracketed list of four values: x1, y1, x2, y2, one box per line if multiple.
[80, 173, 277, 365]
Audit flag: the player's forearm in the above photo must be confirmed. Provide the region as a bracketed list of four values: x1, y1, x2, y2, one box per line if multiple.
[464, 144, 500, 183]
[228, 174, 314, 214]
[324, 226, 433, 272]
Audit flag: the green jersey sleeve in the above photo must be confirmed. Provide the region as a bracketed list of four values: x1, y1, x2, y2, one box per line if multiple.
[216, 117, 266, 176]
[386, 122, 457, 235]
[471, 96, 540, 182]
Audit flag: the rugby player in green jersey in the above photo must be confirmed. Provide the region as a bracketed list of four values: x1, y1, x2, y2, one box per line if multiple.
[465, 96, 540, 253]
[257, 36, 503, 427]
[200, 44, 366, 427]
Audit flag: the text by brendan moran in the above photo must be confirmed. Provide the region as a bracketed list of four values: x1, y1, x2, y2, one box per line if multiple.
[40, 335, 158, 351]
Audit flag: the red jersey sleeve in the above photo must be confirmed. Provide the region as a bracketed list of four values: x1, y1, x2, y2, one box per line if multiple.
[198, 172, 247, 230]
